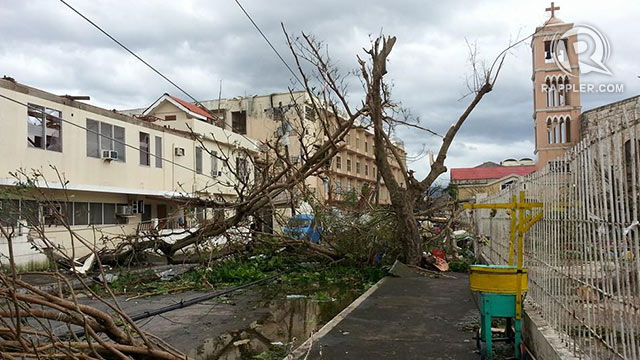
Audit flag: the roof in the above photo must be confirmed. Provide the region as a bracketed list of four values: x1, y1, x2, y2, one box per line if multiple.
[450, 166, 536, 181]
[168, 95, 215, 121]
[142, 93, 214, 121]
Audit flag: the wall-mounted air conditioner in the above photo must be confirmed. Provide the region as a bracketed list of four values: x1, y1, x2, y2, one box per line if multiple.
[116, 205, 133, 216]
[175, 147, 185, 156]
[101, 150, 118, 161]
[211, 170, 222, 177]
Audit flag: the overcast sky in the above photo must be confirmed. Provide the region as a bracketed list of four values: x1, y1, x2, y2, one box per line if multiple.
[1, 0, 638, 184]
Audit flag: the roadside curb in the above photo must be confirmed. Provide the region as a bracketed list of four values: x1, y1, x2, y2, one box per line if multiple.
[286, 276, 388, 359]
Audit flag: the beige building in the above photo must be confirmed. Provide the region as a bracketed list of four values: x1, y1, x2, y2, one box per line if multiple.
[531, 5, 582, 169]
[0, 78, 256, 264]
[197, 92, 407, 205]
[450, 159, 536, 201]
[326, 126, 406, 204]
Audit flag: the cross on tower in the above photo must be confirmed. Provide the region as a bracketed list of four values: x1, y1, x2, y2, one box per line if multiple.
[545, 2, 560, 18]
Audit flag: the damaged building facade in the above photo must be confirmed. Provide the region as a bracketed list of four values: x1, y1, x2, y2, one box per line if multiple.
[0, 78, 257, 265]
[129, 91, 408, 232]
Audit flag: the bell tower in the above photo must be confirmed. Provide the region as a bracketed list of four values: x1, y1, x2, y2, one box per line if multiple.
[532, 2, 582, 169]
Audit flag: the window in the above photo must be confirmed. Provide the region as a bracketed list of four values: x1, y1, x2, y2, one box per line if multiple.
[305, 105, 316, 121]
[27, 104, 62, 152]
[232, 111, 247, 134]
[139, 132, 150, 166]
[346, 159, 352, 172]
[114, 126, 125, 161]
[365, 164, 369, 177]
[142, 204, 152, 222]
[236, 157, 249, 181]
[87, 119, 125, 161]
[273, 107, 285, 122]
[356, 137, 360, 150]
[336, 156, 342, 169]
[103, 203, 116, 225]
[356, 162, 361, 174]
[211, 152, 219, 176]
[155, 136, 163, 168]
[195, 147, 203, 174]
[501, 180, 516, 190]
[73, 202, 88, 226]
[89, 202, 103, 225]
[365, 141, 369, 153]
[164, 115, 176, 121]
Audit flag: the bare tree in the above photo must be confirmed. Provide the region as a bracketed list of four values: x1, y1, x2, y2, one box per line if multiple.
[359, 35, 512, 263]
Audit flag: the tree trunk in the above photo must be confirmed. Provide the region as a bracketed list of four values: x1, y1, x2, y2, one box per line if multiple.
[392, 194, 422, 264]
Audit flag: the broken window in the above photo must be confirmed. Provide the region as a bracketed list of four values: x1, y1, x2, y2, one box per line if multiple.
[273, 107, 285, 122]
[232, 111, 247, 134]
[305, 105, 316, 121]
[236, 157, 249, 181]
[27, 104, 62, 152]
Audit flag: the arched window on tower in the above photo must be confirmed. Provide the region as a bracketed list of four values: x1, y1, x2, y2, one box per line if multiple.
[547, 118, 553, 144]
[564, 117, 571, 142]
[553, 117, 559, 143]
[558, 77, 565, 106]
[563, 77, 570, 106]
[545, 78, 553, 107]
[553, 77, 559, 107]
[558, 117, 565, 143]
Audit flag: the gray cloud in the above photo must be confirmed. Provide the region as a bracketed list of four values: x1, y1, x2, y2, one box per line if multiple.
[1, 0, 638, 183]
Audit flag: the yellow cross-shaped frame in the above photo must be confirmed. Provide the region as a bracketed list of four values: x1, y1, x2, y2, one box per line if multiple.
[463, 191, 543, 319]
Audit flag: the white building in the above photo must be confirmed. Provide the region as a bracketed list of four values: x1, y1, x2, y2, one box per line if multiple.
[0, 78, 257, 265]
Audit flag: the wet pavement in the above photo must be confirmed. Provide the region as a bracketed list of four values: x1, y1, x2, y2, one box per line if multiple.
[66, 286, 360, 359]
[297, 274, 480, 360]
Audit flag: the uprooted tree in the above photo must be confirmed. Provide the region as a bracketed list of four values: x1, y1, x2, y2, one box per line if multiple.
[359, 36, 518, 264]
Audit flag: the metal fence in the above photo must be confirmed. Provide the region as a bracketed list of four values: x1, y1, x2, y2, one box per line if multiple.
[471, 113, 640, 359]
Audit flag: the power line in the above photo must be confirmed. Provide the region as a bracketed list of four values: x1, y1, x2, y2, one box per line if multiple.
[58, 0, 211, 112]
[58, 0, 267, 148]
[233, 0, 303, 87]
[0, 93, 226, 181]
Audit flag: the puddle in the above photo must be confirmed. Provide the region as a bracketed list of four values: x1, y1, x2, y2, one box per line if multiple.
[191, 291, 359, 359]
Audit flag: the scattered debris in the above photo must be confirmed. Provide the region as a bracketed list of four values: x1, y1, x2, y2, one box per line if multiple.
[286, 294, 307, 299]
[233, 339, 251, 346]
[72, 253, 95, 275]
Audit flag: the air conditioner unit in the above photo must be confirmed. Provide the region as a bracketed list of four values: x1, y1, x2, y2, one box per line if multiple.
[116, 205, 133, 216]
[174, 147, 185, 156]
[211, 170, 222, 177]
[101, 149, 118, 161]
